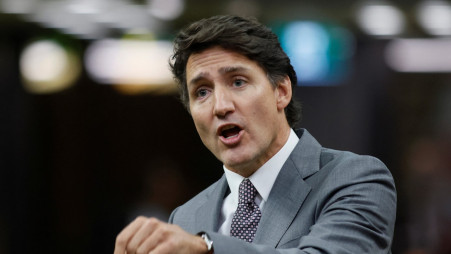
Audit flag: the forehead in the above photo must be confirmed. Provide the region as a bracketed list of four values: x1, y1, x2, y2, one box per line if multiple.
[186, 47, 263, 82]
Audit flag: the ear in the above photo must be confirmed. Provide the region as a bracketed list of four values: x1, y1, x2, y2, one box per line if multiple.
[275, 75, 292, 111]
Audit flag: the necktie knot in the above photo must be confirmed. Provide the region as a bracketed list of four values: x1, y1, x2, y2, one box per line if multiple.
[238, 178, 258, 205]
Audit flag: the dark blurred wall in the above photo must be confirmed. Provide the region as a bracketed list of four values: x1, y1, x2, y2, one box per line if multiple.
[1, 6, 451, 254]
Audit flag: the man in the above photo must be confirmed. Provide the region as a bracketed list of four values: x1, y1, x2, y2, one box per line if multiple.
[114, 15, 396, 254]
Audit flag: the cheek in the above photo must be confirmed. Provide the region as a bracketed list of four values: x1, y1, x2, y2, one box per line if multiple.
[190, 100, 214, 128]
[251, 96, 275, 118]
[191, 112, 211, 139]
[249, 99, 279, 134]
[192, 115, 205, 132]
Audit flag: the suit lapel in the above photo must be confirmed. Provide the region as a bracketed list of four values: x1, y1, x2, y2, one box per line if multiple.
[194, 175, 229, 232]
[253, 129, 322, 246]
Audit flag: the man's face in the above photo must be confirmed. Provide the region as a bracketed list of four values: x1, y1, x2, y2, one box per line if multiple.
[186, 46, 292, 176]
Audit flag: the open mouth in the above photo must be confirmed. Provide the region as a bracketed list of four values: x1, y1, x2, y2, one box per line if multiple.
[219, 125, 242, 139]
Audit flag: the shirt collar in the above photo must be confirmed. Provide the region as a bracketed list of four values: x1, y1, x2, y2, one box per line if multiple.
[223, 129, 299, 203]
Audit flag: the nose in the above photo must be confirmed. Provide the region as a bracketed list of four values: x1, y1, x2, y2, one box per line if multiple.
[213, 87, 235, 117]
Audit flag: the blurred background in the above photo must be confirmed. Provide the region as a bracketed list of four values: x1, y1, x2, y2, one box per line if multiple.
[1, 0, 451, 253]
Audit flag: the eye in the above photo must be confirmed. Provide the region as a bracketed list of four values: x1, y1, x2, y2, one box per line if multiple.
[196, 88, 210, 98]
[233, 79, 246, 87]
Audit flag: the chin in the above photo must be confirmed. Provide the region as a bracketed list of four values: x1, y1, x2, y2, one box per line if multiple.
[224, 157, 254, 172]
[223, 159, 244, 168]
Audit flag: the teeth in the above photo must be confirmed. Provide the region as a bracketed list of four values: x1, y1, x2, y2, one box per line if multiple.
[219, 124, 241, 139]
[222, 125, 235, 131]
[225, 133, 239, 139]
[219, 125, 236, 135]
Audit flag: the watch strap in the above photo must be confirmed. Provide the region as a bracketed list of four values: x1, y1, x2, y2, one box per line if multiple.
[198, 232, 214, 254]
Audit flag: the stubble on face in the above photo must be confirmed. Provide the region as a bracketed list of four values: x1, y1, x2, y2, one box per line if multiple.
[186, 47, 292, 177]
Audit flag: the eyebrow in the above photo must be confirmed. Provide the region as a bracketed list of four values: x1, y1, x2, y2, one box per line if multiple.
[219, 66, 249, 75]
[188, 73, 209, 87]
[188, 65, 250, 87]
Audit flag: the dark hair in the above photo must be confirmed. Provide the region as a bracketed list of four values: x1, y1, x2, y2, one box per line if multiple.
[170, 15, 302, 127]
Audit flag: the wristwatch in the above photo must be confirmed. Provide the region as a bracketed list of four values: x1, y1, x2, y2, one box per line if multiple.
[200, 232, 214, 253]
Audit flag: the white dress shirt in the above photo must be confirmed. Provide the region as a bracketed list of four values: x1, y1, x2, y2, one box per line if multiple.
[218, 129, 299, 235]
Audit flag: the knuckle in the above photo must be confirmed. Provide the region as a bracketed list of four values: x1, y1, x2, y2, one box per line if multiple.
[147, 217, 159, 225]
[157, 225, 170, 236]
[153, 226, 163, 238]
[143, 217, 160, 229]
[126, 244, 137, 253]
[135, 215, 148, 222]
[115, 234, 126, 246]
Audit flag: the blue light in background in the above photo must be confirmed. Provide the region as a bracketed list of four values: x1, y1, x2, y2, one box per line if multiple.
[282, 21, 330, 84]
[274, 21, 355, 86]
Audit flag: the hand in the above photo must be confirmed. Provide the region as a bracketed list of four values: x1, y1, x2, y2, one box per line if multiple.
[114, 216, 208, 254]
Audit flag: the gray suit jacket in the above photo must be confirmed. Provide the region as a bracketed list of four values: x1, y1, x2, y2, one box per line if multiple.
[169, 129, 396, 253]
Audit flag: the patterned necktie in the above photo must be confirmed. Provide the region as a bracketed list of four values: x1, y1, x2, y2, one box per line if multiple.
[230, 178, 262, 243]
